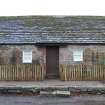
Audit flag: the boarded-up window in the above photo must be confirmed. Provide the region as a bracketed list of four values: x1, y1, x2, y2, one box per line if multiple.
[22, 50, 32, 63]
[73, 50, 83, 61]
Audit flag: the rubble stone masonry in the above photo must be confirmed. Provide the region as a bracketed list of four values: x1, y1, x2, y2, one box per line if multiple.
[0, 45, 46, 64]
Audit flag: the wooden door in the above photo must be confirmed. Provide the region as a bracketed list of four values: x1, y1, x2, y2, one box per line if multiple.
[46, 46, 59, 79]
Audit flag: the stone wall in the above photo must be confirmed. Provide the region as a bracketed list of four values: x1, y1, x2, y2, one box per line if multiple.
[0, 45, 46, 64]
[1, 44, 105, 65]
[59, 45, 105, 64]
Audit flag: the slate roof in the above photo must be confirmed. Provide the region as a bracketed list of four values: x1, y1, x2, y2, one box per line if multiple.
[0, 16, 105, 44]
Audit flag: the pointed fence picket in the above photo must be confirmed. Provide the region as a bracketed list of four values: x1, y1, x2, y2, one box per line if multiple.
[0, 64, 45, 81]
[59, 64, 105, 81]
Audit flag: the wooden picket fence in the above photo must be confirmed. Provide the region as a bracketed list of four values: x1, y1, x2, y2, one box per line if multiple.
[59, 64, 105, 81]
[0, 64, 45, 81]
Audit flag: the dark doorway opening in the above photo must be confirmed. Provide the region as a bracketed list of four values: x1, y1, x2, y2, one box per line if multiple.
[46, 46, 59, 79]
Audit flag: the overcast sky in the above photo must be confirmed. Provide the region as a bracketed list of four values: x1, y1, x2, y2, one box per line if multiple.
[0, 0, 105, 16]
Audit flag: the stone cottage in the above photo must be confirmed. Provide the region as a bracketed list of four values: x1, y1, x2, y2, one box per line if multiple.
[0, 16, 105, 81]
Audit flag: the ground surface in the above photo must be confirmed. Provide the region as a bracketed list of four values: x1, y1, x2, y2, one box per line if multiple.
[0, 95, 105, 105]
[0, 80, 104, 88]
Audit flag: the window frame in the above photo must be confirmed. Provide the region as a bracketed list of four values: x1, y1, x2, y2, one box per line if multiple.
[73, 49, 83, 62]
[22, 50, 32, 63]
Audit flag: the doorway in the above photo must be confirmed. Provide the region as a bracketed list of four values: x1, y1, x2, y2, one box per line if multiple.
[46, 46, 59, 79]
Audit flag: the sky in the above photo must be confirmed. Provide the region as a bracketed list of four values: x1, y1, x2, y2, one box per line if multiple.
[0, 0, 105, 16]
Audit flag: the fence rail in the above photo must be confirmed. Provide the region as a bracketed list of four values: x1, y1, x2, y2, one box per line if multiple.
[59, 64, 105, 81]
[0, 64, 45, 81]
